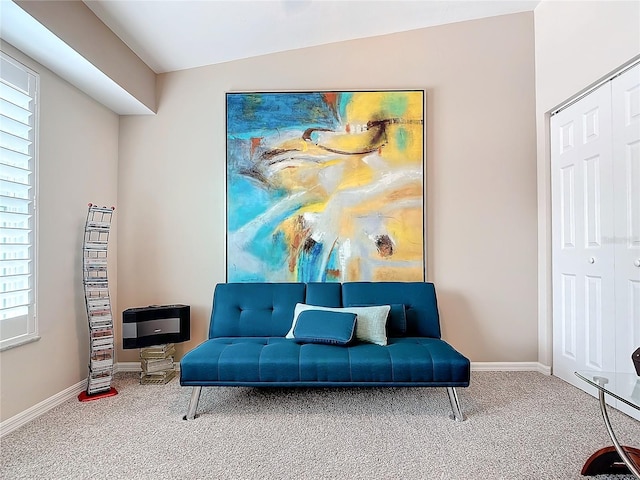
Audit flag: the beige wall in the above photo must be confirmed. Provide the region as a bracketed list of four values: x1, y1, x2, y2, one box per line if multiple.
[534, 0, 640, 366]
[117, 12, 538, 363]
[0, 42, 119, 422]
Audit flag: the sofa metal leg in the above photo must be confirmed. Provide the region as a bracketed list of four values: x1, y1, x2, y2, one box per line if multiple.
[446, 387, 466, 422]
[183, 386, 202, 420]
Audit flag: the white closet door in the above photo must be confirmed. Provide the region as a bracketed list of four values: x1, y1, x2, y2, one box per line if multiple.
[612, 64, 640, 420]
[551, 82, 616, 399]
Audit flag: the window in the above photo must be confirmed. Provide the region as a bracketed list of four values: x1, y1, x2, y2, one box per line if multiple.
[0, 52, 38, 350]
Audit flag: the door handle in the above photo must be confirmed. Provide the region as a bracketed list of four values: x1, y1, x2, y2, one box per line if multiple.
[589, 257, 595, 264]
[634, 259, 640, 267]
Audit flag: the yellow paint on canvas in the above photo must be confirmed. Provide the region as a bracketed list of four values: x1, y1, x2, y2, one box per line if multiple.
[273, 161, 329, 193]
[346, 91, 422, 124]
[381, 124, 423, 166]
[346, 257, 361, 282]
[373, 266, 424, 282]
[336, 157, 374, 190]
[342, 181, 422, 216]
[383, 208, 424, 261]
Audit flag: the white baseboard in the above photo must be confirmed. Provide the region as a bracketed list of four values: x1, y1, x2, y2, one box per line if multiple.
[0, 378, 86, 438]
[471, 362, 551, 375]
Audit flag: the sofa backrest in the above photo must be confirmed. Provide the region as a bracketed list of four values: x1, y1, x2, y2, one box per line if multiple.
[305, 282, 342, 307]
[209, 283, 306, 338]
[209, 282, 441, 339]
[341, 282, 441, 338]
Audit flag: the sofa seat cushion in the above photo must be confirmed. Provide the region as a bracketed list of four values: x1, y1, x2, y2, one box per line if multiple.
[180, 337, 470, 387]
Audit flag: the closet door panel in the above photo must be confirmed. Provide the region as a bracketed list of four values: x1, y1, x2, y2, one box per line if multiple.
[612, 64, 640, 420]
[551, 83, 615, 396]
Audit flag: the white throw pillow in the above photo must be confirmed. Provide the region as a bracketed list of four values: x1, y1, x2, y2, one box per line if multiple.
[286, 303, 391, 346]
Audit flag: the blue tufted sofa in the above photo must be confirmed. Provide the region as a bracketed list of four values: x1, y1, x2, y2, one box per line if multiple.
[180, 282, 470, 421]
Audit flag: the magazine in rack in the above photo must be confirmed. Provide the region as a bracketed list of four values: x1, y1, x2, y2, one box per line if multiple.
[78, 204, 118, 401]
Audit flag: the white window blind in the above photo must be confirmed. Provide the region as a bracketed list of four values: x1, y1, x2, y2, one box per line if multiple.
[0, 52, 38, 350]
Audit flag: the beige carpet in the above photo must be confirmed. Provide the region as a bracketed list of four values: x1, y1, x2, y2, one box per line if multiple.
[1, 371, 638, 479]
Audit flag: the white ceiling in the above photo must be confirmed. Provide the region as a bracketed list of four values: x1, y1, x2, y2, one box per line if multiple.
[85, 0, 541, 74]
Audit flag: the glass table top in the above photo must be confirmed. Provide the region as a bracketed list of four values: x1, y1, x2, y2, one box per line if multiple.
[575, 371, 640, 411]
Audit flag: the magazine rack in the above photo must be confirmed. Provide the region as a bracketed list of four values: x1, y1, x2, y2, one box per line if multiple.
[78, 204, 118, 401]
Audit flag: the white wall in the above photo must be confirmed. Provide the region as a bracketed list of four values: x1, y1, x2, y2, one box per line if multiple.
[0, 41, 119, 422]
[534, 0, 640, 366]
[117, 12, 538, 364]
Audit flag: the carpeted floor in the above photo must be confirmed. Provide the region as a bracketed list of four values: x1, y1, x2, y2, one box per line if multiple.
[1, 371, 638, 479]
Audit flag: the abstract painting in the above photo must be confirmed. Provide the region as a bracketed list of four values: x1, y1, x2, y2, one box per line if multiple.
[226, 90, 424, 282]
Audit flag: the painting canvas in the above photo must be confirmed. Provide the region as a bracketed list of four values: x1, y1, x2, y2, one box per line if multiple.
[226, 90, 425, 282]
